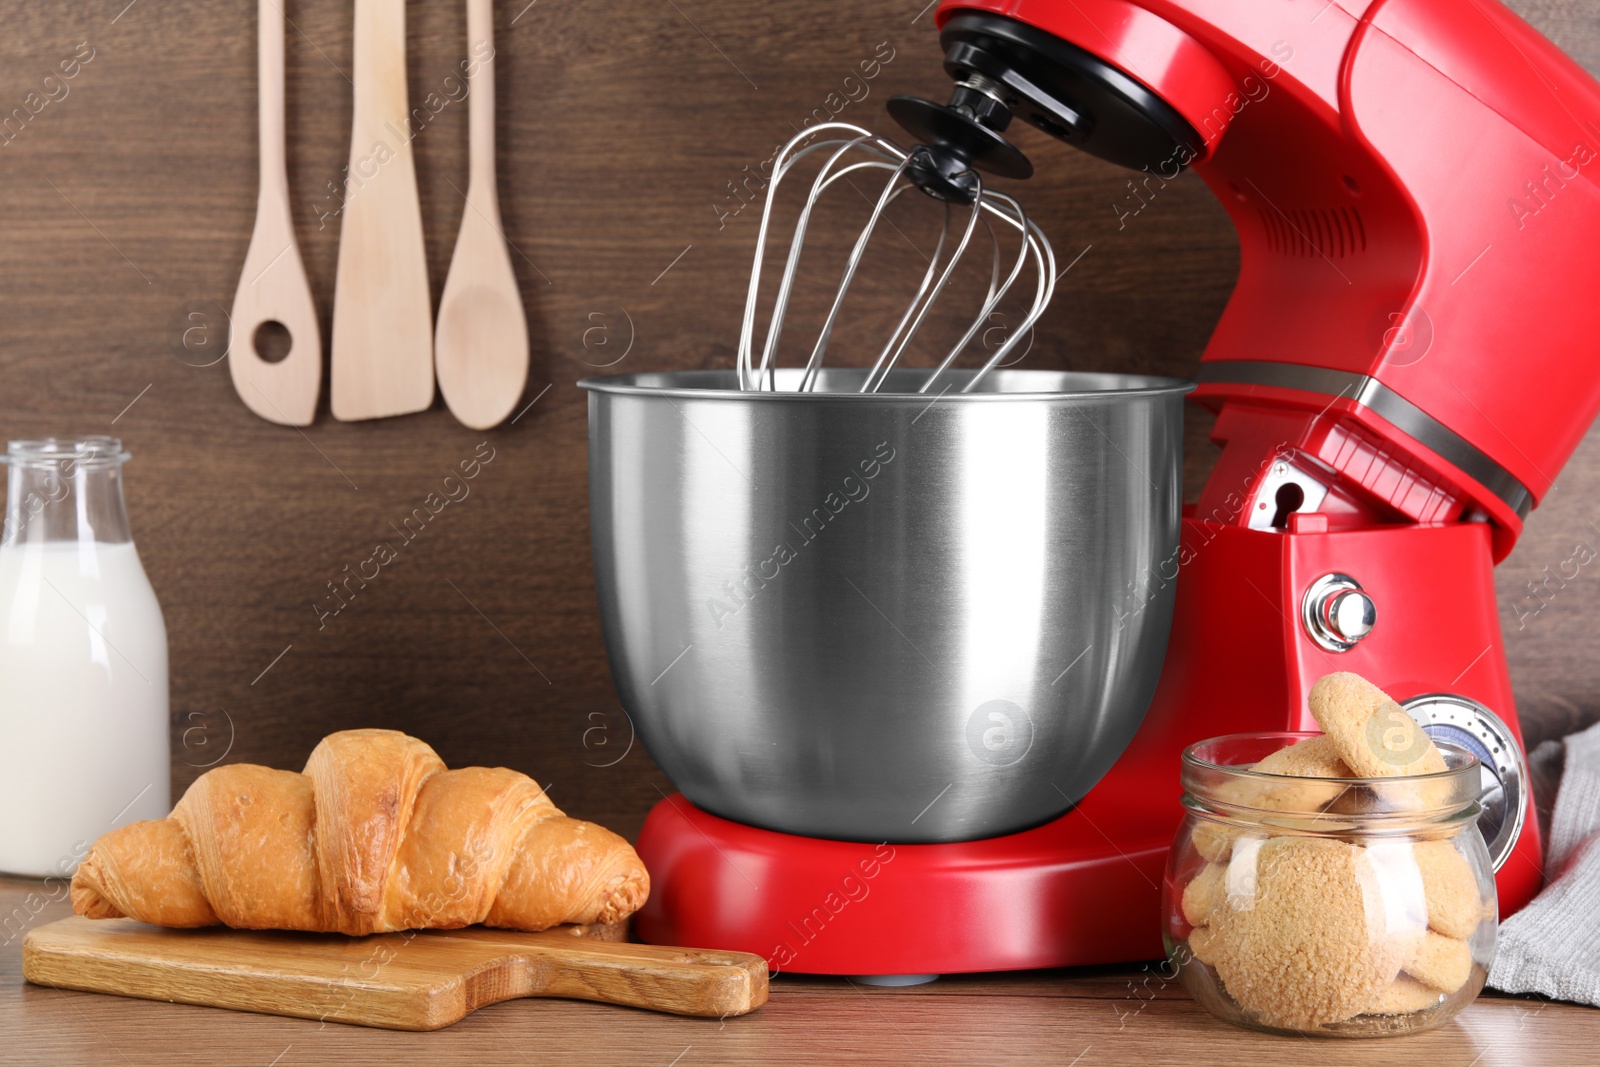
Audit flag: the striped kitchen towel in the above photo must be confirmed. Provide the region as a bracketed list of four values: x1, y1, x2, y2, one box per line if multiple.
[1488, 718, 1600, 1006]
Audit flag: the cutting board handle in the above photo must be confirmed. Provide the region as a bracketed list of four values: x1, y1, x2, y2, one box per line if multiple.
[512, 939, 768, 1019]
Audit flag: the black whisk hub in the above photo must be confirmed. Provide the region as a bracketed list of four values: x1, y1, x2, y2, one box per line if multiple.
[887, 94, 1033, 204]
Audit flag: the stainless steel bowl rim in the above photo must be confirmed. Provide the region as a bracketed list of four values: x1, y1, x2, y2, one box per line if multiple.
[578, 368, 1196, 402]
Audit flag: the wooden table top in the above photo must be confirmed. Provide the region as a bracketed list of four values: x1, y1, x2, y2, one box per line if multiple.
[3, 878, 1593, 1066]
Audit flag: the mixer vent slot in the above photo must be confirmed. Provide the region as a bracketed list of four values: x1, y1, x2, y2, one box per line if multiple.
[1257, 205, 1366, 258]
[1323, 417, 1461, 524]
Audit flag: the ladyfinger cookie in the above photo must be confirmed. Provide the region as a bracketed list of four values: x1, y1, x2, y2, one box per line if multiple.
[1404, 929, 1473, 993]
[1181, 862, 1225, 927]
[1191, 735, 1357, 861]
[1308, 673, 1447, 779]
[1364, 976, 1446, 1015]
[1192, 819, 1240, 862]
[1207, 837, 1405, 1030]
[1413, 839, 1484, 939]
[1248, 734, 1358, 811]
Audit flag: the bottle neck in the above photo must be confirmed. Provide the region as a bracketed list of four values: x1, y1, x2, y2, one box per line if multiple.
[2, 438, 134, 547]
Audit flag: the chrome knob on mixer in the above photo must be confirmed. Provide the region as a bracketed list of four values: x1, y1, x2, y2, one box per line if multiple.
[1301, 573, 1376, 652]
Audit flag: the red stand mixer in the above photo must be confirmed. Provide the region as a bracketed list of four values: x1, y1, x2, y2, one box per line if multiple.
[627, 0, 1600, 976]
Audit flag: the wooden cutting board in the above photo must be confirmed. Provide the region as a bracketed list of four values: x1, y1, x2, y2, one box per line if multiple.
[23, 916, 767, 1030]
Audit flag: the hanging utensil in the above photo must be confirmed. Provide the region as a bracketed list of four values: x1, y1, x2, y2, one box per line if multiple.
[436, 0, 529, 430]
[331, 0, 434, 421]
[229, 0, 321, 426]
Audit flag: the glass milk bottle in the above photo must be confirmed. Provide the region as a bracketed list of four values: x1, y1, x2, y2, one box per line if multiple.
[0, 437, 169, 877]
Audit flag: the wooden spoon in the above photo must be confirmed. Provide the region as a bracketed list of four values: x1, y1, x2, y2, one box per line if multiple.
[229, 0, 321, 427]
[435, 0, 529, 430]
[331, 0, 434, 421]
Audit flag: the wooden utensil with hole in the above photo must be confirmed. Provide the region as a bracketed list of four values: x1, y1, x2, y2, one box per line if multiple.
[331, 0, 435, 421]
[436, 0, 529, 430]
[24, 916, 769, 1030]
[229, 0, 321, 427]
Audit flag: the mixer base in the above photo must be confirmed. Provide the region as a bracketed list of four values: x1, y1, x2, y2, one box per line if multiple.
[632, 516, 1546, 975]
[632, 793, 1173, 976]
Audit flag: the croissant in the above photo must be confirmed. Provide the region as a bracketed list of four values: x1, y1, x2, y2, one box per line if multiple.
[69, 729, 649, 935]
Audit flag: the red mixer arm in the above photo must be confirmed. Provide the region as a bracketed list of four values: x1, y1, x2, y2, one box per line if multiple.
[938, 0, 1600, 558]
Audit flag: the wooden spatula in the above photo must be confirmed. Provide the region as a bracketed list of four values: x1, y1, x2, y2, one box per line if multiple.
[331, 0, 434, 421]
[436, 0, 529, 430]
[229, 0, 321, 426]
[25, 916, 769, 1030]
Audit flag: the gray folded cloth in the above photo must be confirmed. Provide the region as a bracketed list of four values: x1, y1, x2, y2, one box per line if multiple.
[1488, 719, 1600, 1006]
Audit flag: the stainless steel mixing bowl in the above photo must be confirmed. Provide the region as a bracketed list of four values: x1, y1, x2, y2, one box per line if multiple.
[581, 368, 1191, 843]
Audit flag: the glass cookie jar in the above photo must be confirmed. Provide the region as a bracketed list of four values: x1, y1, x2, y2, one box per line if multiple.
[1164, 733, 1497, 1038]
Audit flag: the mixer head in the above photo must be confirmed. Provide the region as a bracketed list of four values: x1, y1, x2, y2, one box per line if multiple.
[739, 11, 1230, 395]
[889, 11, 1207, 201]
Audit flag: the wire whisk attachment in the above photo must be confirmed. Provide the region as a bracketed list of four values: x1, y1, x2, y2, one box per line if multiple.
[735, 122, 1056, 394]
